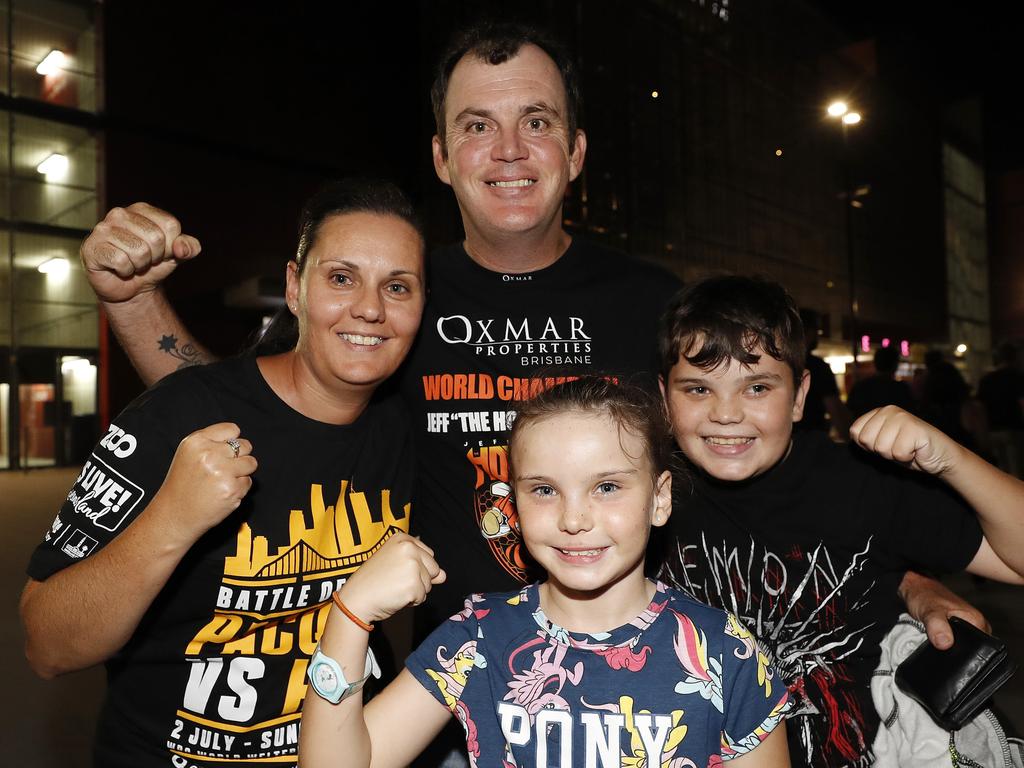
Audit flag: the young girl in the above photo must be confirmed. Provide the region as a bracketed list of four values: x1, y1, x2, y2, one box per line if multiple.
[299, 376, 791, 767]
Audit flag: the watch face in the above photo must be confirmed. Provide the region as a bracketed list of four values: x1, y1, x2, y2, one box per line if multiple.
[312, 662, 339, 694]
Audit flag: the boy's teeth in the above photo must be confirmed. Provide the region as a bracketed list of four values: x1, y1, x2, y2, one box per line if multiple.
[560, 548, 603, 557]
[489, 179, 534, 187]
[341, 333, 383, 346]
[705, 437, 753, 445]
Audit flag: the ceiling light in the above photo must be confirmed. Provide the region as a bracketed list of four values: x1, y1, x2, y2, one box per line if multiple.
[38, 257, 70, 277]
[36, 49, 66, 76]
[842, 111, 862, 125]
[37, 153, 68, 179]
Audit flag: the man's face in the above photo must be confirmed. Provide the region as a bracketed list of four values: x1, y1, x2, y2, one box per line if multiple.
[432, 44, 586, 244]
[661, 346, 810, 482]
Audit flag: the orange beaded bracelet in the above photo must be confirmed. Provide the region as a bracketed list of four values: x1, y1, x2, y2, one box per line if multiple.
[332, 592, 374, 632]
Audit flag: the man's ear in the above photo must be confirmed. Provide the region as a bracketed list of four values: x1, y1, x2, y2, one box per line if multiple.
[432, 135, 452, 185]
[568, 129, 587, 182]
[652, 470, 673, 527]
[792, 369, 811, 422]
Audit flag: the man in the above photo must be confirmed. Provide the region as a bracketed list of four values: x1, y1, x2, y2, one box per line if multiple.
[978, 341, 1024, 478]
[847, 345, 914, 419]
[795, 308, 850, 438]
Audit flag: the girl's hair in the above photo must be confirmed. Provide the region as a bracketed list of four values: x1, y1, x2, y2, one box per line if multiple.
[509, 375, 672, 481]
[251, 178, 424, 355]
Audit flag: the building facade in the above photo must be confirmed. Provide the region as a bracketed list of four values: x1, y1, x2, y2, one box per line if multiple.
[0, 0, 101, 469]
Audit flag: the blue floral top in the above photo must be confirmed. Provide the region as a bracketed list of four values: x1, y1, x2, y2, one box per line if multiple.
[407, 581, 790, 767]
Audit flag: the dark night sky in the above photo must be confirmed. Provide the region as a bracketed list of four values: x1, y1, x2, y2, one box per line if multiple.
[815, 0, 1024, 170]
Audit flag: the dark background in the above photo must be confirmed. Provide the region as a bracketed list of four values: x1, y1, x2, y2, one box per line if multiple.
[99, 0, 1024, 413]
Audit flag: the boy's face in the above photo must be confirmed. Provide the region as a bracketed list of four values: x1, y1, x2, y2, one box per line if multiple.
[661, 346, 810, 482]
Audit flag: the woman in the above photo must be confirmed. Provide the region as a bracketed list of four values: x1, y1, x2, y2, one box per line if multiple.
[19, 179, 426, 768]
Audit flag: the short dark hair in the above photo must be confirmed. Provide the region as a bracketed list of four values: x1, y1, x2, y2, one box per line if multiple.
[254, 178, 423, 354]
[659, 275, 805, 386]
[873, 345, 900, 375]
[509, 375, 672, 482]
[430, 21, 581, 156]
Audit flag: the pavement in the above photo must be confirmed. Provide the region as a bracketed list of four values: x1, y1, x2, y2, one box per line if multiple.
[2, 467, 1021, 763]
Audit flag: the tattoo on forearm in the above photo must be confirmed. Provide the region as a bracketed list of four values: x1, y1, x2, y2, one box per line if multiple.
[158, 334, 205, 369]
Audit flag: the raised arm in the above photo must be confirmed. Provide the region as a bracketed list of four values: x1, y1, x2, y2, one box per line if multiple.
[20, 423, 256, 678]
[298, 533, 449, 768]
[851, 405, 1024, 583]
[82, 203, 217, 386]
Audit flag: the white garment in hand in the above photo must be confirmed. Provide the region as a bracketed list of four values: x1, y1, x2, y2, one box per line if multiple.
[871, 614, 1022, 768]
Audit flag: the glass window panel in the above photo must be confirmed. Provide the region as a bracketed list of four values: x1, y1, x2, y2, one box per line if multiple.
[0, 8, 10, 97]
[11, 230, 98, 349]
[11, 114, 98, 229]
[0, 231, 8, 346]
[9, 0, 101, 113]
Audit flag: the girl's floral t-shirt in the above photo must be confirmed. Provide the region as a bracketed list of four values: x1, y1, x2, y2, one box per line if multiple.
[407, 581, 790, 768]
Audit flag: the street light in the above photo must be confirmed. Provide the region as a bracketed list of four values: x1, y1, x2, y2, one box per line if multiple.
[827, 99, 863, 380]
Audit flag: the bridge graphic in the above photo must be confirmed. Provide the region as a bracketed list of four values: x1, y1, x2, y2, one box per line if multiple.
[254, 526, 402, 578]
[223, 481, 410, 581]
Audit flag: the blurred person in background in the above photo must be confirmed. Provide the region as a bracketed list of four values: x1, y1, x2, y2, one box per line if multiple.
[848, 345, 914, 419]
[978, 341, 1024, 478]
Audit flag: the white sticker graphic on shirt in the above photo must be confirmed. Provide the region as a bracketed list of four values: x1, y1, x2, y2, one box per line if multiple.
[61, 528, 99, 559]
[99, 422, 138, 458]
[66, 454, 146, 532]
[43, 514, 65, 542]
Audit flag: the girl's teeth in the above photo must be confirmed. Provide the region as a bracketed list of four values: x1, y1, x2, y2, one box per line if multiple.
[560, 548, 603, 557]
[706, 437, 752, 445]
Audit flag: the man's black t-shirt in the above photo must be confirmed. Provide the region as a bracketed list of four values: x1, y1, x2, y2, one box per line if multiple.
[797, 352, 840, 432]
[401, 239, 681, 627]
[662, 431, 983, 768]
[978, 366, 1024, 430]
[27, 355, 415, 768]
[847, 375, 914, 419]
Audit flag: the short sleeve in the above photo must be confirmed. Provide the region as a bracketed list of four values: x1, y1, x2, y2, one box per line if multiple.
[871, 460, 984, 574]
[25, 372, 216, 582]
[719, 613, 791, 760]
[405, 596, 487, 714]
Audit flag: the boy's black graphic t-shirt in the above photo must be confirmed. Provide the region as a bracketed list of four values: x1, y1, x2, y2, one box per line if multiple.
[401, 240, 681, 627]
[27, 355, 415, 768]
[663, 430, 983, 768]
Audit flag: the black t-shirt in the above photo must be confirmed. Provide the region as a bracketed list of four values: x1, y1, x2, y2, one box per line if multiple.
[27, 355, 415, 768]
[847, 375, 915, 419]
[401, 239, 681, 627]
[662, 431, 982, 768]
[978, 367, 1024, 430]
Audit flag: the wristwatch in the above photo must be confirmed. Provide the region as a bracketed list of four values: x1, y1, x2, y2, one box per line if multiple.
[307, 646, 381, 704]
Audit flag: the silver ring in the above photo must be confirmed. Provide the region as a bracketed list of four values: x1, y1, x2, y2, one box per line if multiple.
[226, 438, 241, 458]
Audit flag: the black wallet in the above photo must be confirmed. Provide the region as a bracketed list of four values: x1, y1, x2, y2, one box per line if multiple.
[894, 616, 1018, 730]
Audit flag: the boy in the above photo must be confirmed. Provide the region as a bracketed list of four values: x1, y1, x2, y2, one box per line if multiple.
[657, 275, 1024, 767]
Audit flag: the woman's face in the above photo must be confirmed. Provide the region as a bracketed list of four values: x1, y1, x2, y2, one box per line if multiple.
[286, 211, 425, 391]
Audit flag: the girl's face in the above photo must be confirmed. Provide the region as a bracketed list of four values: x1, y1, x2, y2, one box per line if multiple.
[286, 211, 425, 392]
[511, 410, 672, 603]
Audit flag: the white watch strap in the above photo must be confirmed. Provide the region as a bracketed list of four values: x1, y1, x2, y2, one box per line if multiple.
[308, 645, 381, 704]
